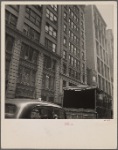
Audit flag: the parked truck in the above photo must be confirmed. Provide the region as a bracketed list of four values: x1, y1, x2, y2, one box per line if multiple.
[63, 85, 112, 119]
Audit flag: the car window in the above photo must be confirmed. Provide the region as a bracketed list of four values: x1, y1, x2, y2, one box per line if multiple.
[52, 108, 66, 119]
[28, 106, 53, 119]
[5, 104, 17, 118]
[40, 107, 49, 119]
[17, 104, 66, 119]
[30, 107, 41, 119]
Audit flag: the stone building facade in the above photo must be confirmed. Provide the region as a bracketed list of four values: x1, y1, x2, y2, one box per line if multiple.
[5, 5, 87, 105]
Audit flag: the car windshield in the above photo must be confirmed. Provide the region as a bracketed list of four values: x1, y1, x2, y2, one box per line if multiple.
[5, 104, 17, 118]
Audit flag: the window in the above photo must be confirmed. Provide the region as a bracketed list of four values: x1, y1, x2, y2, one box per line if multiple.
[81, 12, 84, 20]
[43, 55, 56, 71]
[74, 15, 76, 22]
[52, 60, 56, 71]
[76, 38, 79, 45]
[63, 63, 67, 74]
[75, 71, 80, 80]
[46, 9, 57, 24]
[82, 74, 85, 83]
[77, 49, 80, 58]
[52, 44, 56, 52]
[71, 69, 75, 78]
[69, 68, 71, 76]
[49, 26, 53, 36]
[64, 24, 67, 33]
[69, 19, 71, 26]
[33, 5, 42, 12]
[69, 55, 71, 63]
[71, 11, 74, 18]
[43, 55, 51, 69]
[64, 5, 67, 10]
[64, 12, 67, 20]
[97, 58, 100, 73]
[45, 23, 57, 38]
[5, 104, 17, 116]
[45, 38, 56, 52]
[98, 75, 101, 89]
[101, 61, 104, 76]
[71, 32, 74, 40]
[75, 6, 79, 14]
[105, 65, 107, 78]
[74, 59, 77, 67]
[82, 52, 84, 60]
[53, 108, 66, 119]
[63, 80, 66, 87]
[81, 31, 84, 39]
[76, 17, 78, 23]
[26, 6, 41, 27]
[74, 47, 77, 55]
[71, 21, 74, 29]
[100, 46, 103, 59]
[81, 21, 84, 29]
[106, 67, 109, 79]
[74, 35, 76, 41]
[5, 10, 17, 27]
[63, 50, 66, 59]
[75, 71, 78, 79]
[69, 42, 71, 50]
[50, 5, 58, 12]
[82, 63, 85, 73]
[71, 44, 74, 53]
[23, 24, 40, 43]
[71, 57, 74, 66]
[69, 8, 71, 14]
[74, 24, 76, 31]
[18, 65, 36, 86]
[10, 5, 19, 11]
[82, 41, 84, 50]
[103, 50, 105, 61]
[106, 54, 109, 65]
[77, 61, 80, 70]
[69, 30, 71, 37]
[104, 64, 106, 78]
[20, 43, 39, 64]
[63, 37, 67, 45]
[42, 74, 55, 90]
[50, 12, 53, 21]
[6, 34, 15, 90]
[96, 41, 99, 55]
[46, 75, 50, 89]
[6, 34, 14, 52]
[69, 82, 76, 86]
[95, 26, 98, 39]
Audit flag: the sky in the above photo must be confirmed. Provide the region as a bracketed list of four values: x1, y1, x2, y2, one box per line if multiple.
[96, 5, 114, 30]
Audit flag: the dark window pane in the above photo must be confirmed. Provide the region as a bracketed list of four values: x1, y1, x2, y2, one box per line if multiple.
[6, 35, 14, 52]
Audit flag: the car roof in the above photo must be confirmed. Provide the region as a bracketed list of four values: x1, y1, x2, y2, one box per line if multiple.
[5, 98, 62, 108]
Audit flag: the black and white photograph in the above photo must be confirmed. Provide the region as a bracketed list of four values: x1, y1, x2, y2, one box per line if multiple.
[1, 1, 117, 149]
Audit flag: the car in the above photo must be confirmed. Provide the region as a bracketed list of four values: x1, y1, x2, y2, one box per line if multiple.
[5, 98, 67, 119]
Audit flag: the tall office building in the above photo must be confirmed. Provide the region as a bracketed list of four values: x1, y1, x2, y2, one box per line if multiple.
[106, 29, 114, 96]
[85, 5, 112, 118]
[59, 5, 87, 104]
[5, 5, 87, 105]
